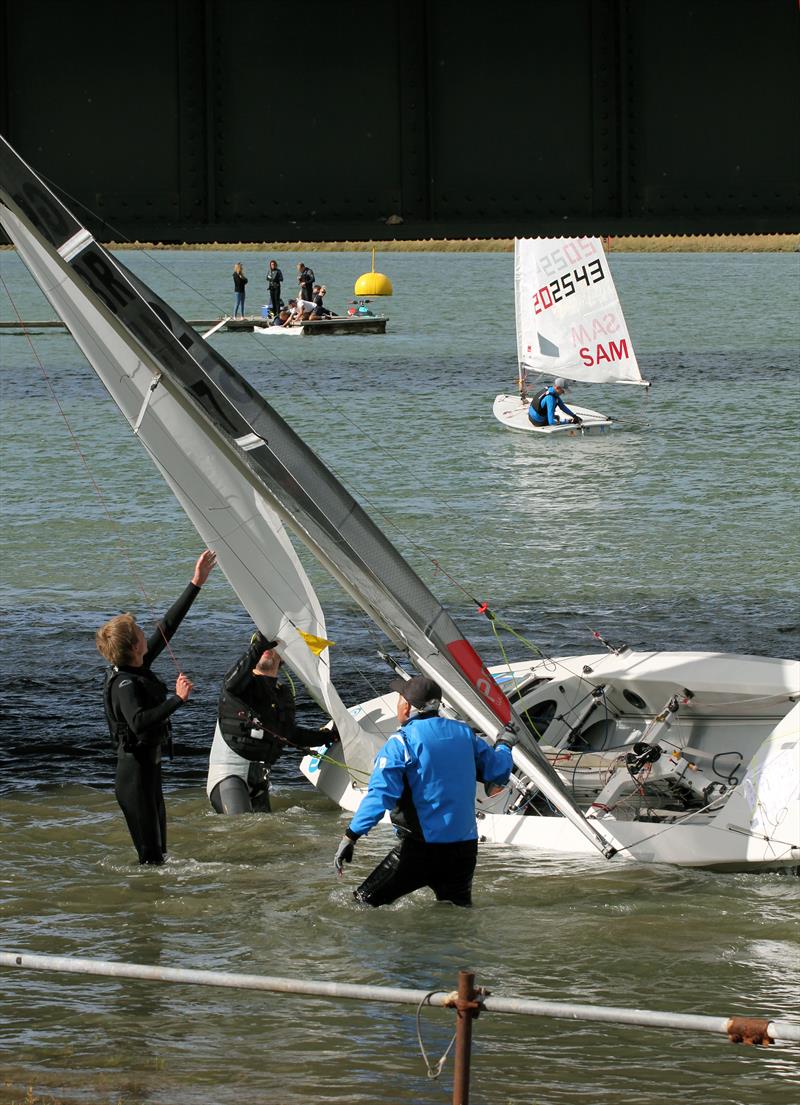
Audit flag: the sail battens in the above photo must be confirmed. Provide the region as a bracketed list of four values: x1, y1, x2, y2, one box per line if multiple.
[133, 374, 162, 435]
[57, 228, 93, 262]
[235, 432, 266, 451]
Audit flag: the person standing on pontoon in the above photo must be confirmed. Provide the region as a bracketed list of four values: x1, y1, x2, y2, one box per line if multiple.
[528, 377, 582, 427]
[232, 262, 248, 318]
[333, 675, 513, 907]
[266, 259, 283, 318]
[297, 261, 315, 303]
[207, 631, 334, 814]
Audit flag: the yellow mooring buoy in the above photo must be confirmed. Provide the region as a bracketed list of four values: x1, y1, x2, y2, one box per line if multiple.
[354, 248, 393, 296]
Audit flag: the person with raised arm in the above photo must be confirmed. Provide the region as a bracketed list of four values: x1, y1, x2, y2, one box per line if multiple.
[96, 550, 217, 864]
[207, 630, 335, 814]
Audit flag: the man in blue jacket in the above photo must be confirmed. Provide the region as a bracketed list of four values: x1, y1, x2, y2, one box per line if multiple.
[528, 377, 582, 427]
[333, 675, 514, 907]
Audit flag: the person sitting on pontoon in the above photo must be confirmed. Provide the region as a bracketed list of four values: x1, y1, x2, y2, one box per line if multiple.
[528, 378, 582, 428]
[310, 284, 332, 319]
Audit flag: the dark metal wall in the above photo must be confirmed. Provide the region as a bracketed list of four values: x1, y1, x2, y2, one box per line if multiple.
[1, 0, 798, 241]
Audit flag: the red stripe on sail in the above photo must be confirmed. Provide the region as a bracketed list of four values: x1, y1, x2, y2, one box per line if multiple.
[446, 640, 511, 724]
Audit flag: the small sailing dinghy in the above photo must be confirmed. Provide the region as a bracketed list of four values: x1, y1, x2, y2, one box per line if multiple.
[2, 139, 797, 871]
[493, 237, 649, 436]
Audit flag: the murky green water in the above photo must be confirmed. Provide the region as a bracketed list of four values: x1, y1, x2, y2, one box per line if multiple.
[1, 249, 798, 1103]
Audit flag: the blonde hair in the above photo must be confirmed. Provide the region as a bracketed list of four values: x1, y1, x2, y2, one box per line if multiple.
[96, 613, 140, 666]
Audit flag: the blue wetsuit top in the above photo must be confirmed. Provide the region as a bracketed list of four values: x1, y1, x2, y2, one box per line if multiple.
[528, 385, 576, 426]
[347, 713, 513, 844]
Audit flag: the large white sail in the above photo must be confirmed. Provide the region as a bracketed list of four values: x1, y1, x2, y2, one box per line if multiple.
[0, 138, 613, 857]
[0, 192, 382, 780]
[515, 237, 646, 386]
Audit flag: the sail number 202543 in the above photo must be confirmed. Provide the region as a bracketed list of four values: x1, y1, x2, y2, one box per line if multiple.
[531, 258, 605, 315]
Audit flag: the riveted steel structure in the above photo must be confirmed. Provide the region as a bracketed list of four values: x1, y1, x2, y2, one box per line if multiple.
[1, 0, 798, 242]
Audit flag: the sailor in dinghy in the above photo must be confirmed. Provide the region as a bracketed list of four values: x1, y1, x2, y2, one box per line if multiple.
[493, 236, 649, 436]
[528, 377, 582, 429]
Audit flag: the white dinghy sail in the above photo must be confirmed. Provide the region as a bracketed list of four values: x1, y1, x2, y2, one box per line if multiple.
[0, 145, 380, 781]
[494, 237, 649, 434]
[0, 137, 614, 859]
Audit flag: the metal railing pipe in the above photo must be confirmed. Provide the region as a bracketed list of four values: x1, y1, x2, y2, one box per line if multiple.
[2, 951, 798, 1046]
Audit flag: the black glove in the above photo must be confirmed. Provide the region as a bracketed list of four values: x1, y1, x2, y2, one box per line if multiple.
[250, 630, 269, 651]
[324, 724, 340, 747]
[334, 835, 355, 875]
[572, 416, 583, 425]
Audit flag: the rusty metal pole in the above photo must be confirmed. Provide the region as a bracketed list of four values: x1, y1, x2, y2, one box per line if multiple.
[452, 970, 476, 1105]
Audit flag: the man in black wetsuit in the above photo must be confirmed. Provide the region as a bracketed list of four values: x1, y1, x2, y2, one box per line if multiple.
[96, 550, 217, 864]
[207, 631, 334, 814]
[297, 261, 315, 303]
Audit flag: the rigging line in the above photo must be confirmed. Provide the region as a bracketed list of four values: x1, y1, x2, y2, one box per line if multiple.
[0, 273, 184, 675]
[487, 618, 545, 740]
[415, 991, 457, 1080]
[129, 427, 394, 740]
[34, 175, 544, 632]
[310, 749, 372, 784]
[600, 790, 755, 854]
[33, 181, 648, 691]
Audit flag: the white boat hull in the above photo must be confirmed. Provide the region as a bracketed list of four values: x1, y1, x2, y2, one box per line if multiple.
[476, 811, 800, 872]
[253, 324, 303, 336]
[301, 650, 800, 872]
[493, 393, 615, 435]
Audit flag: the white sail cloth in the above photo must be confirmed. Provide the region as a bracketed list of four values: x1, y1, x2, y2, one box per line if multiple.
[0, 207, 383, 779]
[0, 136, 612, 857]
[514, 236, 645, 386]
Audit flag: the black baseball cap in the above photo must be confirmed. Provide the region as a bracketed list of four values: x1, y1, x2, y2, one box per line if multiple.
[389, 674, 442, 708]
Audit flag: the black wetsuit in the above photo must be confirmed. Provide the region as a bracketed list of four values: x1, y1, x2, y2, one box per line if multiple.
[266, 267, 283, 316]
[298, 266, 315, 302]
[104, 583, 200, 864]
[210, 634, 325, 814]
[311, 292, 331, 319]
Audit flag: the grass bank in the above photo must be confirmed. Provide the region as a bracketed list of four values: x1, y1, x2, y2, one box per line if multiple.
[101, 234, 799, 253]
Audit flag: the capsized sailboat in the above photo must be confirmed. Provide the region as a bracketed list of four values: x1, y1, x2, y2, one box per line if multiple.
[493, 237, 649, 436]
[304, 649, 799, 870]
[3, 140, 797, 871]
[0, 136, 613, 861]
